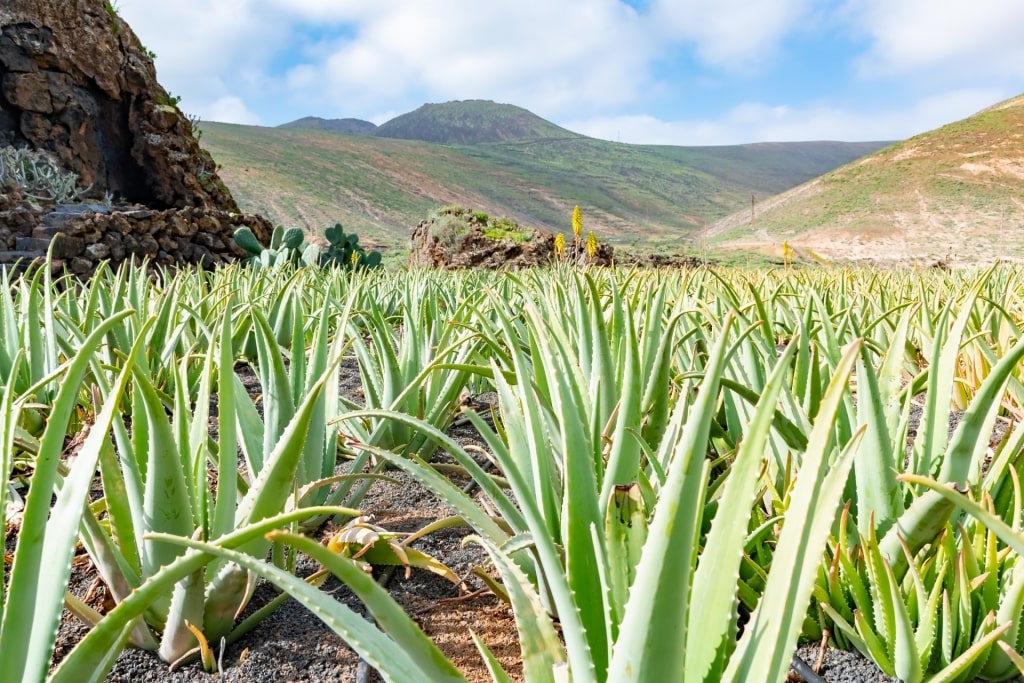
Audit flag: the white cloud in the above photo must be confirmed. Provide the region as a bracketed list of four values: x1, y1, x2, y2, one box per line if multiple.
[565, 87, 1011, 145]
[202, 96, 261, 125]
[112, 0, 1024, 144]
[117, 0, 286, 111]
[848, 0, 1024, 81]
[649, 0, 814, 70]
[296, 0, 655, 119]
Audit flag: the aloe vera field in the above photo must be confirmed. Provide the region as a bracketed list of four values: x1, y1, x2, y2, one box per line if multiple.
[7, 258, 1024, 683]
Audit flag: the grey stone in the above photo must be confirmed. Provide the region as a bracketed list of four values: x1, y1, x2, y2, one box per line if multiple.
[84, 241, 109, 260]
[13, 236, 49, 251]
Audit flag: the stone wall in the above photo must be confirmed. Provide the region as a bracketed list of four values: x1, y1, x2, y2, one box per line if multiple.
[0, 193, 272, 275]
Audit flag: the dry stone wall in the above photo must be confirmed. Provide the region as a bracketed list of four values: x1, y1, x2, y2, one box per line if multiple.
[0, 193, 271, 275]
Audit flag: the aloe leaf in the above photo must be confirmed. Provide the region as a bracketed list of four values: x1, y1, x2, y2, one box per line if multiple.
[916, 277, 984, 478]
[886, 558, 922, 683]
[155, 530, 469, 682]
[863, 525, 896, 656]
[0, 309, 134, 683]
[201, 562, 251, 643]
[545, 331, 607, 673]
[234, 350, 342, 530]
[881, 327, 1024, 568]
[211, 309, 239, 546]
[334, 413, 519, 541]
[250, 307, 296, 466]
[855, 607, 896, 675]
[132, 365, 195, 579]
[157, 567, 206, 662]
[983, 560, 1024, 679]
[820, 602, 870, 653]
[607, 314, 735, 682]
[50, 505, 355, 681]
[470, 631, 516, 683]
[233, 370, 265, 475]
[469, 533, 567, 682]
[996, 641, 1024, 676]
[604, 482, 648, 637]
[725, 340, 864, 682]
[929, 617, 1013, 683]
[600, 301, 643, 509]
[685, 338, 797, 682]
[0, 350, 23, 609]
[853, 307, 912, 538]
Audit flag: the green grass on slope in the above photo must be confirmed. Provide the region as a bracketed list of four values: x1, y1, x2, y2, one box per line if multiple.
[199, 121, 889, 249]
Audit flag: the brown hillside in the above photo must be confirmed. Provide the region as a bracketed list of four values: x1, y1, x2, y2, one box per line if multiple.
[711, 94, 1024, 265]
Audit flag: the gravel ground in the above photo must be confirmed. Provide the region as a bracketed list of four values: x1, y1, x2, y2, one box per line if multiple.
[791, 646, 898, 683]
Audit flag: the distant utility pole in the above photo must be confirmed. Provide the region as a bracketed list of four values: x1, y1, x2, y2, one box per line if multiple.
[750, 194, 755, 224]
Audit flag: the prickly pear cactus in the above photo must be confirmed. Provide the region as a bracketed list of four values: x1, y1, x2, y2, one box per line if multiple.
[319, 223, 382, 270]
[359, 251, 382, 268]
[282, 227, 305, 250]
[233, 227, 263, 256]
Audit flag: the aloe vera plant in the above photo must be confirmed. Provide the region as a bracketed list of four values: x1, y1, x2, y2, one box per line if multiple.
[8, 256, 1024, 683]
[57, 298, 358, 669]
[0, 309, 135, 683]
[344, 273, 484, 461]
[303, 268, 868, 682]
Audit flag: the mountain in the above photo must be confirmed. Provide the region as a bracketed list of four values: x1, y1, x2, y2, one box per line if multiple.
[710, 94, 1024, 264]
[278, 116, 377, 135]
[196, 103, 890, 249]
[374, 100, 582, 145]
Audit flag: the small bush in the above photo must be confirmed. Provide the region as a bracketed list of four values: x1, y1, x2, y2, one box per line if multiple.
[0, 146, 89, 204]
[483, 216, 532, 243]
[436, 205, 466, 217]
[431, 214, 471, 252]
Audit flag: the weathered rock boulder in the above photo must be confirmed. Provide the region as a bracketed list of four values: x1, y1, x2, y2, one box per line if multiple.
[0, 0, 234, 209]
[408, 209, 614, 269]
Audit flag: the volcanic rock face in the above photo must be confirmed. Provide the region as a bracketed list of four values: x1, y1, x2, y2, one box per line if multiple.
[0, 0, 235, 210]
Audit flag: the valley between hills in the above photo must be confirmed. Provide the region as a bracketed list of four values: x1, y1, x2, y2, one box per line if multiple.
[197, 97, 1024, 265]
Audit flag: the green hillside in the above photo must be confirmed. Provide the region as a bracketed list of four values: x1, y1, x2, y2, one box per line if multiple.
[711, 94, 1024, 263]
[198, 102, 890, 250]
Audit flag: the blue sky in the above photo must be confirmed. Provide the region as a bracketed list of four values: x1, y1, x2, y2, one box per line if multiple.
[116, 0, 1024, 146]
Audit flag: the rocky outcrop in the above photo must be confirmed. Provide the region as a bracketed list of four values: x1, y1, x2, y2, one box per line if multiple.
[0, 0, 235, 209]
[408, 215, 614, 269]
[0, 0, 278, 275]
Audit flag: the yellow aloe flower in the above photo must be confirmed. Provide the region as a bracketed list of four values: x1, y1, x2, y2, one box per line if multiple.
[572, 205, 583, 241]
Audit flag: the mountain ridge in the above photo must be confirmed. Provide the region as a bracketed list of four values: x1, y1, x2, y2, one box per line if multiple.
[197, 99, 892, 249]
[278, 116, 377, 135]
[200, 126, 888, 248]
